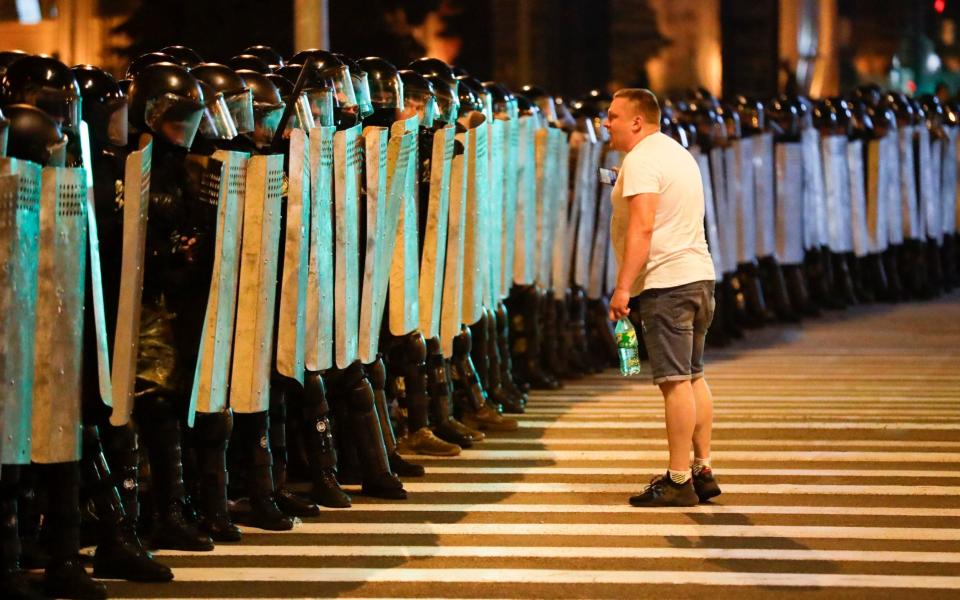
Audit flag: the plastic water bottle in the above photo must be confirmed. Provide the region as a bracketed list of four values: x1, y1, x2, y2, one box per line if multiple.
[615, 318, 642, 376]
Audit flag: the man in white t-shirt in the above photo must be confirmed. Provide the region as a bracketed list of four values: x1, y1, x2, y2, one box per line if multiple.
[604, 88, 720, 507]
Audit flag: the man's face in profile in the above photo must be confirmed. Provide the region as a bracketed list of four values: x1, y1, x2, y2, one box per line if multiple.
[604, 97, 640, 152]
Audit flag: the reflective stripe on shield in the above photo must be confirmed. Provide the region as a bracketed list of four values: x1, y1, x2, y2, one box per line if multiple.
[333, 124, 362, 368]
[694, 148, 724, 279]
[110, 134, 152, 426]
[388, 115, 420, 336]
[0, 161, 40, 464]
[514, 116, 538, 286]
[418, 124, 455, 339]
[32, 167, 87, 463]
[440, 131, 468, 357]
[306, 126, 336, 371]
[229, 154, 283, 413]
[942, 128, 958, 235]
[774, 143, 805, 265]
[847, 139, 870, 257]
[189, 152, 242, 420]
[753, 132, 776, 258]
[821, 135, 853, 253]
[899, 125, 921, 240]
[276, 129, 310, 384]
[864, 139, 888, 254]
[461, 114, 488, 326]
[587, 148, 619, 299]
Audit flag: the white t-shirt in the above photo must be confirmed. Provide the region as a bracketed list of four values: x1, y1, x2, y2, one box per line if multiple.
[610, 131, 715, 295]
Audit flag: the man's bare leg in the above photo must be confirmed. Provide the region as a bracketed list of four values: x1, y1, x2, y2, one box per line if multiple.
[658, 380, 696, 472]
[691, 377, 713, 461]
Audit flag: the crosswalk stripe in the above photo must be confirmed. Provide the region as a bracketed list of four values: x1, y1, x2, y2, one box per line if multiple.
[418, 467, 960, 477]
[517, 420, 960, 430]
[480, 438, 960, 448]
[410, 450, 956, 461]
[159, 567, 960, 588]
[371, 482, 960, 495]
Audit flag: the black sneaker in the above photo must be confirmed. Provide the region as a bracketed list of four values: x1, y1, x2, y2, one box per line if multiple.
[628, 473, 698, 507]
[692, 466, 722, 502]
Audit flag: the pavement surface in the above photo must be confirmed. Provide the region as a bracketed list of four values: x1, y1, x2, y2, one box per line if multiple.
[104, 292, 960, 599]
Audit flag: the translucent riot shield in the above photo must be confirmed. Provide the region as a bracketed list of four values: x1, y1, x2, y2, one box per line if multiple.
[899, 125, 921, 241]
[461, 112, 488, 326]
[306, 125, 336, 372]
[879, 133, 902, 246]
[32, 166, 87, 463]
[864, 138, 888, 254]
[942, 128, 958, 237]
[573, 132, 603, 289]
[387, 115, 420, 337]
[533, 126, 556, 287]
[487, 118, 506, 301]
[715, 146, 737, 274]
[551, 128, 573, 300]
[587, 148, 620, 299]
[693, 148, 724, 279]
[775, 142, 806, 265]
[513, 115, 538, 286]
[333, 124, 363, 368]
[753, 132, 776, 258]
[500, 117, 521, 295]
[821, 135, 853, 253]
[440, 130, 468, 357]
[919, 129, 943, 241]
[229, 154, 284, 413]
[801, 128, 828, 250]
[418, 124, 455, 340]
[110, 134, 152, 426]
[847, 139, 870, 258]
[0, 161, 40, 464]
[732, 137, 756, 264]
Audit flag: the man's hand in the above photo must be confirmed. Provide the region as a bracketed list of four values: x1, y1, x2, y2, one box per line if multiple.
[609, 287, 631, 321]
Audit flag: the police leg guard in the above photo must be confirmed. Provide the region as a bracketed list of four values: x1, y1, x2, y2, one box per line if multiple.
[506, 284, 560, 390]
[388, 336, 459, 460]
[135, 396, 213, 552]
[302, 371, 351, 508]
[0, 465, 45, 600]
[862, 253, 891, 302]
[828, 252, 858, 306]
[942, 234, 958, 291]
[40, 461, 108, 600]
[539, 289, 569, 382]
[230, 411, 293, 531]
[848, 253, 875, 303]
[327, 370, 361, 486]
[566, 287, 597, 375]
[719, 273, 746, 339]
[781, 263, 818, 317]
[425, 337, 481, 447]
[926, 238, 945, 297]
[341, 362, 406, 500]
[452, 327, 519, 432]
[882, 245, 905, 301]
[269, 381, 319, 517]
[554, 290, 584, 379]
[495, 302, 531, 403]
[900, 238, 930, 299]
[82, 426, 173, 582]
[736, 261, 775, 327]
[705, 284, 732, 348]
[193, 411, 241, 541]
[804, 247, 844, 310]
[485, 307, 524, 414]
[469, 311, 492, 393]
[757, 255, 799, 323]
[584, 297, 620, 369]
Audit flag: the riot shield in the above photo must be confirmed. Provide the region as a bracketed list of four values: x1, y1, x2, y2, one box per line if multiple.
[919, 129, 943, 241]
[276, 129, 311, 385]
[732, 137, 756, 264]
[461, 112, 488, 326]
[754, 132, 777, 259]
[110, 134, 152, 426]
[229, 154, 284, 413]
[821, 135, 853, 253]
[775, 142, 806, 265]
[551, 128, 573, 300]
[715, 146, 738, 274]
[898, 125, 921, 241]
[513, 115, 538, 286]
[333, 124, 363, 368]
[879, 133, 902, 247]
[801, 128, 828, 250]
[0, 161, 40, 464]
[847, 139, 870, 258]
[533, 126, 556, 288]
[573, 132, 602, 289]
[306, 125, 336, 372]
[418, 124, 455, 340]
[864, 138, 889, 255]
[188, 152, 242, 421]
[500, 117, 521, 296]
[487, 117, 506, 302]
[693, 148, 724, 278]
[387, 115, 420, 337]
[587, 148, 620, 299]
[440, 129, 469, 357]
[79, 121, 113, 408]
[31, 166, 87, 463]
[942, 127, 958, 237]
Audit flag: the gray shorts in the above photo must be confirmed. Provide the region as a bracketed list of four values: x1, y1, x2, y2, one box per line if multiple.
[635, 280, 715, 385]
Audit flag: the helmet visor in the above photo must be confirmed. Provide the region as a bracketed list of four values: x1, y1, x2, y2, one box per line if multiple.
[323, 64, 357, 109]
[253, 105, 284, 148]
[105, 99, 129, 146]
[0, 119, 8, 157]
[352, 71, 374, 120]
[292, 92, 317, 130]
[145, 92, 205, 148]
[403, 88, 437, 128]
[435, 80, 459, 124]
[46, 134, 68, 167]
[371, 75, 403, 111]
[480, 90, 494, 123]
[305, 88, 335, 128]
[200, 93, 239, 140]
[226, 88, 255, 134]
[29, 89, 82, 135]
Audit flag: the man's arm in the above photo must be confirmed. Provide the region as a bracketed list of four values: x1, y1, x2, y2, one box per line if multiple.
[609, 192, 659, 319]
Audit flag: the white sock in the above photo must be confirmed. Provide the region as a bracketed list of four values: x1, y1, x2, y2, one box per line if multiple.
[691, 457, 711, 474]
[668, 469, 691, 484]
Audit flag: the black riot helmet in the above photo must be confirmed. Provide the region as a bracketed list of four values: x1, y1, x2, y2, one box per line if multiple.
[236, 70, 284, 149]
[718, 104, 742, 139]
[266, 72, 317, 132]
[191, 63, 255, 134]
[847, 98, 875, 140]
[276, 63, 334, 128]
[483, 82, 518, 120]
[72, 64, 128, 147]
[244, 45, 285, 71]
[288, 49, 357, 111]
[398, 70, 438, 128]
[126, 52, 177, 79]
[228, 54, 272, 74]
[767, 95, 801, 140]
[0, 55, 82, 136]
[159, 45, 204, 68]
[334, 54, 373, 120]
[357, 57, 403, 112]
[733, 95, 765, 135]
[194, 79, 236, 140]
[456, 75, 484, 115]
[409, 57, 460, 124]
[128, 62, 206, 149]
[0, 106, 8, 157]
[0, 50, 28, 78]
[3, 104, 67, 166]
[520, 84, 559, 125]
[812, 98, 843, 136]
[458, 74, 492, 121]
[681, 98, 726, 148]
[854, 84, 882, 108]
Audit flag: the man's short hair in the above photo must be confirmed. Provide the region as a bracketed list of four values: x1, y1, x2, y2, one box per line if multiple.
[614, 88, 661, 125]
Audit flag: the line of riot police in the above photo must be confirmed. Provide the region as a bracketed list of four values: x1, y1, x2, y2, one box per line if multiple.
[1, 44, 957, 600]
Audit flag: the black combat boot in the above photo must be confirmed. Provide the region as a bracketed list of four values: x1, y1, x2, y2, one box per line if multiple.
[566, 287, 597, 374]
[737, 261, 775, 327]
[781, 263, 818, 317]
[505, 285, 559, 389]
[193, 410, 242, 541]
[451, 326, 519, 432]
[302, 371, 351, 508]
[585, 296, 620, 369]
[484, 307, 524, 414]
[0, 465, 46, 600]
[882, 245, 905, 301]
[269, 381, 320, 517]
[539, 290, 569, 383]
[230, 412, 293, 531]
[425, 336, 481, 447]
[757, 255, 799, 322]
[494, 302, 530, 407]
